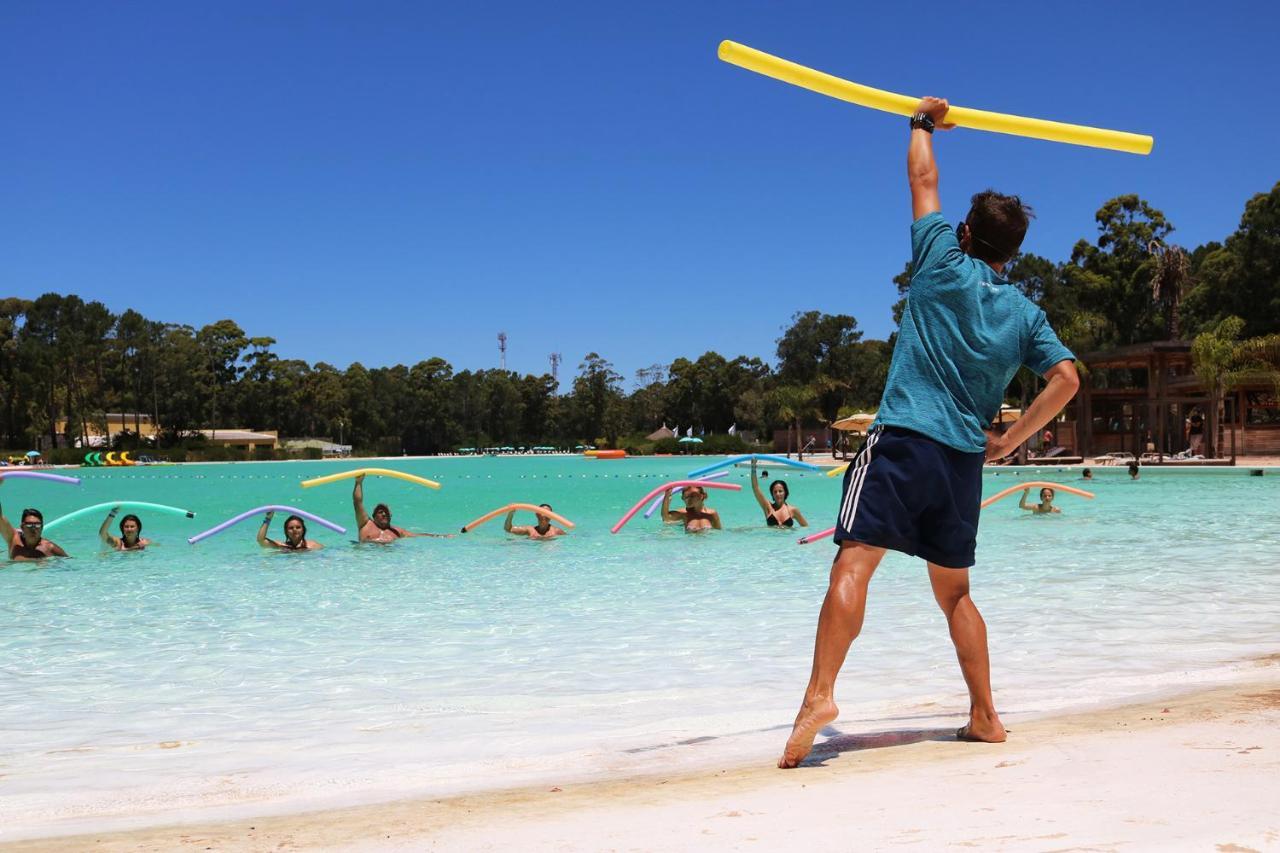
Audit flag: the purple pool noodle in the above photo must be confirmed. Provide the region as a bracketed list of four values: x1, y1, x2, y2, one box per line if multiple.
[0, 470, 82, 485]
[188, 505, 346, 544]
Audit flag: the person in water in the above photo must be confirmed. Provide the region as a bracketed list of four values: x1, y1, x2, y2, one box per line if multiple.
[504, 504, 568, 539]
[352, 474, 450, 542]
[1082, 468, 1093, 480]
[778, 96, 1078, 768]
[99, 508, 150, 550]
[751, 459, 808, 528]
[258, 510, 324, 551]
[0, 490, 68, 561]
[1018, 487, 1061, 515]
[1128, 461, 1140, 480]
[661, 484, 722, 532]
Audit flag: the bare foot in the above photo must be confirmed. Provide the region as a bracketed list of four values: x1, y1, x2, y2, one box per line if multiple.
[778, 697, 839, 768]
[956, 712, 1007, 743]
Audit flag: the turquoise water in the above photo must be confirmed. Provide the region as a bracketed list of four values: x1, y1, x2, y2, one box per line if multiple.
[2, 457, 1278, 836]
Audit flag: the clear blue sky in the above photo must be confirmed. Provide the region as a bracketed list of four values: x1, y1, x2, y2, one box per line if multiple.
[5, 1, 1277, 385]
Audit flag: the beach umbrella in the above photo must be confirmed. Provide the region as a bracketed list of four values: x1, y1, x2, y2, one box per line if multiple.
[25, 450, 40, 457]
[677, 436, 704, 444]
[996, 406, 1022, 424]
[831, 413, 875, 431]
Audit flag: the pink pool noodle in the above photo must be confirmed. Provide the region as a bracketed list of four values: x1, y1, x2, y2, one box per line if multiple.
[642, 470, 729, 519]
[611, 480, 741, 534]
[189, 505, 346, 544]
[798, 526, 835, 545]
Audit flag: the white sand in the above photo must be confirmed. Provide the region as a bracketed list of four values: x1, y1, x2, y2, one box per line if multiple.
[11, 663, 1279, 852]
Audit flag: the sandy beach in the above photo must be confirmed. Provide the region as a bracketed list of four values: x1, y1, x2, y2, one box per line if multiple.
[11, 658, 1278, 852]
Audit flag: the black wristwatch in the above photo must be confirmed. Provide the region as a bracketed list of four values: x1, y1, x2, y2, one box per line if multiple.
[910, 112, 935, 134]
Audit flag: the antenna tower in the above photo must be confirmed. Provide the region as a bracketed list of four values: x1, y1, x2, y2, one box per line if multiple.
[498, 331, 507, 370]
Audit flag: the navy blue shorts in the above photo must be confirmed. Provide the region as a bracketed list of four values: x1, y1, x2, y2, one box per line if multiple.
[834, 426, 984, 569]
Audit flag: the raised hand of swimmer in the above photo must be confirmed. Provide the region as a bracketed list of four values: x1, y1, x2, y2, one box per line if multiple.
[915, 96, 955, 130]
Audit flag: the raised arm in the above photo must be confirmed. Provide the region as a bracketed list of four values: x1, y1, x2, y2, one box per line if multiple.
[908, 97, 954, 221]
[750, 461, 772, 515]
[257, 510, 279, 548]
[987, 361, 1081, 461]
[99, 507, 122, 548]
[660, 489, 683, 523]
[0, 497, 15, 546]
[352, 474, 370, 529]
[1018, 489, 1032, 511]
[504, 509, 529, 536]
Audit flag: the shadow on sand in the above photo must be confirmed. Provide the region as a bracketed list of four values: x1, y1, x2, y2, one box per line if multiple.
[797, 725, 961, 766]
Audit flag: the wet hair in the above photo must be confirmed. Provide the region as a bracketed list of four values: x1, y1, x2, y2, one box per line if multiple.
[118, 514, 142, 536]
[769, 480, 790, 503]
[21, 508, 43, 524]
[681, 486, 706, 500]
[965, 190, 1034, 265]
[1128, 461, 1140, 475]
[284, 514, 308, 538]
[372, 503, 391, 518]
[539, 503, 553, 511]
[1082, 468, 1092, 477]
[1039, 488, 1055, 501]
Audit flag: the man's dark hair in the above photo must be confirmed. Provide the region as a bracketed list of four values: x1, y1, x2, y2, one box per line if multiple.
[21, 508, 43, 523]
[966, 190, 1034, 265]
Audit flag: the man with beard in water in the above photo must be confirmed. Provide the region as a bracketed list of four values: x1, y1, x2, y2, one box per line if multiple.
[352, 473, 451, 542]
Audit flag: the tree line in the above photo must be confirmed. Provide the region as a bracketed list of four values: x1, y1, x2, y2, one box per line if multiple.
[4, 183, 1278, 456]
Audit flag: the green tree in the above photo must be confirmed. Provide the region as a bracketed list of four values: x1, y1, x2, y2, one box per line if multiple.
[1065, 195, 1174, 346]
[1191, 317, 1280, 458]
[1182, 182, 1280, 338]
[571, 353, 623, 444]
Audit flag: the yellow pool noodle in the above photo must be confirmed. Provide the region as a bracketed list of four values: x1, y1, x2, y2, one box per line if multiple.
[827, 463, 849, 478]
[300, 467, 442, 490]
[717, 41, 1153, 156]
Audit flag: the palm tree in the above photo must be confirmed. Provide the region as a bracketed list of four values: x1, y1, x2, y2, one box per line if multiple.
[1149, 240, 1191, 340]
[769, 385, 820, 457]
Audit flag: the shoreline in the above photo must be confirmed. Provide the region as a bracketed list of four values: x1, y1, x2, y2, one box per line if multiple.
[10, 659, 1279, 851]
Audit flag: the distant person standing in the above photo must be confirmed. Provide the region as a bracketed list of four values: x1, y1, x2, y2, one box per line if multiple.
[1186, 410, 1205, 455]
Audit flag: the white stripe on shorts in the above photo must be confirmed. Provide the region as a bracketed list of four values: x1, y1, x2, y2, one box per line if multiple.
[839, 428, 881, 531]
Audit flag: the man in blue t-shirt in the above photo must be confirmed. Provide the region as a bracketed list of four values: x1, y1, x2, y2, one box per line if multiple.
[780, 96, 1080, 769]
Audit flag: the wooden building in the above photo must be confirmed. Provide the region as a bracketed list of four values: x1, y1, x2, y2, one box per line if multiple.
[1074, 341, 1280, 460]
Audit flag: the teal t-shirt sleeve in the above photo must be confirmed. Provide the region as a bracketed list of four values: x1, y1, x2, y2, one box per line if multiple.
[910, 212, 965, 279]
[1023, 308, 1075, 375]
